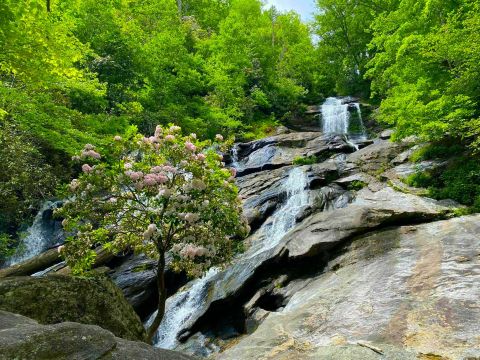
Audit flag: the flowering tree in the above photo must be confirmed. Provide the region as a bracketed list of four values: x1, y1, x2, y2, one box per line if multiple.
[56, 125, 248, 343]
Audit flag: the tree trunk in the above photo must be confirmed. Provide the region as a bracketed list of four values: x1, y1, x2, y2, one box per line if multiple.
[176, 0, 182, 16]
[146, 250, 167, 344]
[0, 247, 60, 278]
[46, 0, 51, 12]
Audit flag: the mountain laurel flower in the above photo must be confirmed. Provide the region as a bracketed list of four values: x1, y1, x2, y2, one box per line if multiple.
[57, 245, 65, 254]
[129, 171, 143, 181]
[154, 125, 163, 138]
[230, 168, 237, 177]
[114, 135, 122, 141]
[190, 133, 197, 139]
[215, 134, 224, 142]
[185, 142, 196, 152]
[163, 165, 176, 173]
[165, 134, 175, 142]
[84, 144, 95, 150]
[197, 153, 206, 161]
[185, 213, 200, 223]
[158, 188, 172, 198]
[180, 244, 208, 259]
[82, 149, 101, 159]
[124, 163, 133, 170]
[151, 166, 163, 173]
[82, 164, 93, 173]
[144, 174, 158, 186]
[169, 125, 181, 133]
[69, 179, 80, 191]
[71, 155, 80, 161]
[191, 179, 206, 191]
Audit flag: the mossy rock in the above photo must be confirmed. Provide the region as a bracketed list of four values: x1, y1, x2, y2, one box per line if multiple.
[0, 275, 146, 342]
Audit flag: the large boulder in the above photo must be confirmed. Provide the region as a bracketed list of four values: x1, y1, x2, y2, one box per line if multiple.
[0, 275, 146, 341]
[0, 310, 195, 360]
[233, 132, 352, 176]
[218, 215, 480, 360]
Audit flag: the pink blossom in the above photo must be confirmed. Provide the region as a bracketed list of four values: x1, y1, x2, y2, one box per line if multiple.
[215, 134, 224, 142]
[124, 163, 133, 170]
[82, 149, 101, 159]
[144, 174, 158, 186]
[114, 135, 122, 141]
[151, 166, 163, 173]
[163, 165, 177, 174]
[165, 134, 175, 142]
[169, 125, 181, 133]
[142, 137, 150, 144]
[157, 174, 168, 184]
[82, 164, 93, 173]
[230, 168, 237, 177]
[71, 155, 80, 161]
[185, 142, 196, 152]
[180, 244, 208, 259]
[129, 171, 144, 181]
[197, 153, 206, 161]
[154, 125, 163, 138]
[149, 136, 158, 143]
[84, 144, 95, 150]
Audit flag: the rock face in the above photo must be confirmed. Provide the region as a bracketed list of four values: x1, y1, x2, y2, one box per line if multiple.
[218, 215, 480, 360]
[0, 310, 195, 360]
[0, 275, 146, 342]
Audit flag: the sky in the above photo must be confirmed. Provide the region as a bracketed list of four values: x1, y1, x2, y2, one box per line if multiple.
[264, 0, 316, 21]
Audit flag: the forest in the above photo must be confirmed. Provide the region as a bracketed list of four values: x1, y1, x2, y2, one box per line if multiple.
[1, 0, 479, 261]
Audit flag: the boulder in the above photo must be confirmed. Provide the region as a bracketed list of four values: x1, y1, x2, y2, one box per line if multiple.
[0, 310, 195, 360]
[217, 215, 480, 360]
[234, 132, 352, 176]
[0, 275, 146, 342]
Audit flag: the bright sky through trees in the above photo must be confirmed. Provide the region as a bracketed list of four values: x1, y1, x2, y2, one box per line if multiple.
[264, 0, 316, 20]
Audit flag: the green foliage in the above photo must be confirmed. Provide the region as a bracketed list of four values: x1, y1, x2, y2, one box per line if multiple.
[292, 155, 318, 166]
[0, 234, 15, 262]
[347, 180, 367, 191]
[0, 120, 57, 235]
[367, 0, 480, 151]
[409, 142, 464, 163]
[404, 158, 480, 211]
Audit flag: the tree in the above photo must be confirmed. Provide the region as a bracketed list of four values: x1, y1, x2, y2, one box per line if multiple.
[56, 124, 248, 343]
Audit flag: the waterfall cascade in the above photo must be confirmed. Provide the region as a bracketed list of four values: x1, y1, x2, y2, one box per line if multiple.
[147, 267, 220, 349]
[4, 201, 62, 267]
[320, 97, 367, 143]
[148, 167, 311, 350]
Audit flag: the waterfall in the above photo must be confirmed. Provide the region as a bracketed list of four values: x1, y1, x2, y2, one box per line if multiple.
[5, 201, 60, 267]
[146, 168, 310, 350]
[248, 167, 310, 257]
[147, 267, 220, 349]
[320, 97, 367, 144]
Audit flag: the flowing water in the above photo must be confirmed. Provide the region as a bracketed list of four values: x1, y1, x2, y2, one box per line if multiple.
[320, 97, 367, 145]
[247, 167, 310, 258]
[5, 201, 60, 267]
[147, 267, 220, 349]
[148, 167, 311, 350]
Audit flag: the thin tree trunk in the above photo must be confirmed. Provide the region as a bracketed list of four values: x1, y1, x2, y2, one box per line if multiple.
[46, 0, 51, 12]
[146, 250, 167, 344]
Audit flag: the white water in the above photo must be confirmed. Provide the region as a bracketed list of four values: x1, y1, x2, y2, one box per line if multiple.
[248, 167, 310, 257]
[320, 97, 367, 143]
[147, 267, 220, 349]
[147, 168, 310, 350]
[5, 201, 57, 266]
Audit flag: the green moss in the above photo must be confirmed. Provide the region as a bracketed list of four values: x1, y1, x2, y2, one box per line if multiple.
[347, 180, 367, 191]
[293, 155, 318, 165]
[410, 141, 464, 163]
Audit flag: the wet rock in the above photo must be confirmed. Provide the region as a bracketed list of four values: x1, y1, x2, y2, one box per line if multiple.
[380, 129, 394, 139]
[0, 310, 195, 360]
[234, 132, 352, 176]
[217, 215, 480, 360]
[0, 275, 146, 341]
[108, 254, 158, 317]
[283, 186, 455, 259]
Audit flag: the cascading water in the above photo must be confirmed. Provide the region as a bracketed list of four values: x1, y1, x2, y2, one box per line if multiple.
[147, 267, 220, 349]
[248, 167, 310, 257]
[4, 201, 61, 267]
[320, 97, 367, 147]
[147, 168, 310, 351]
